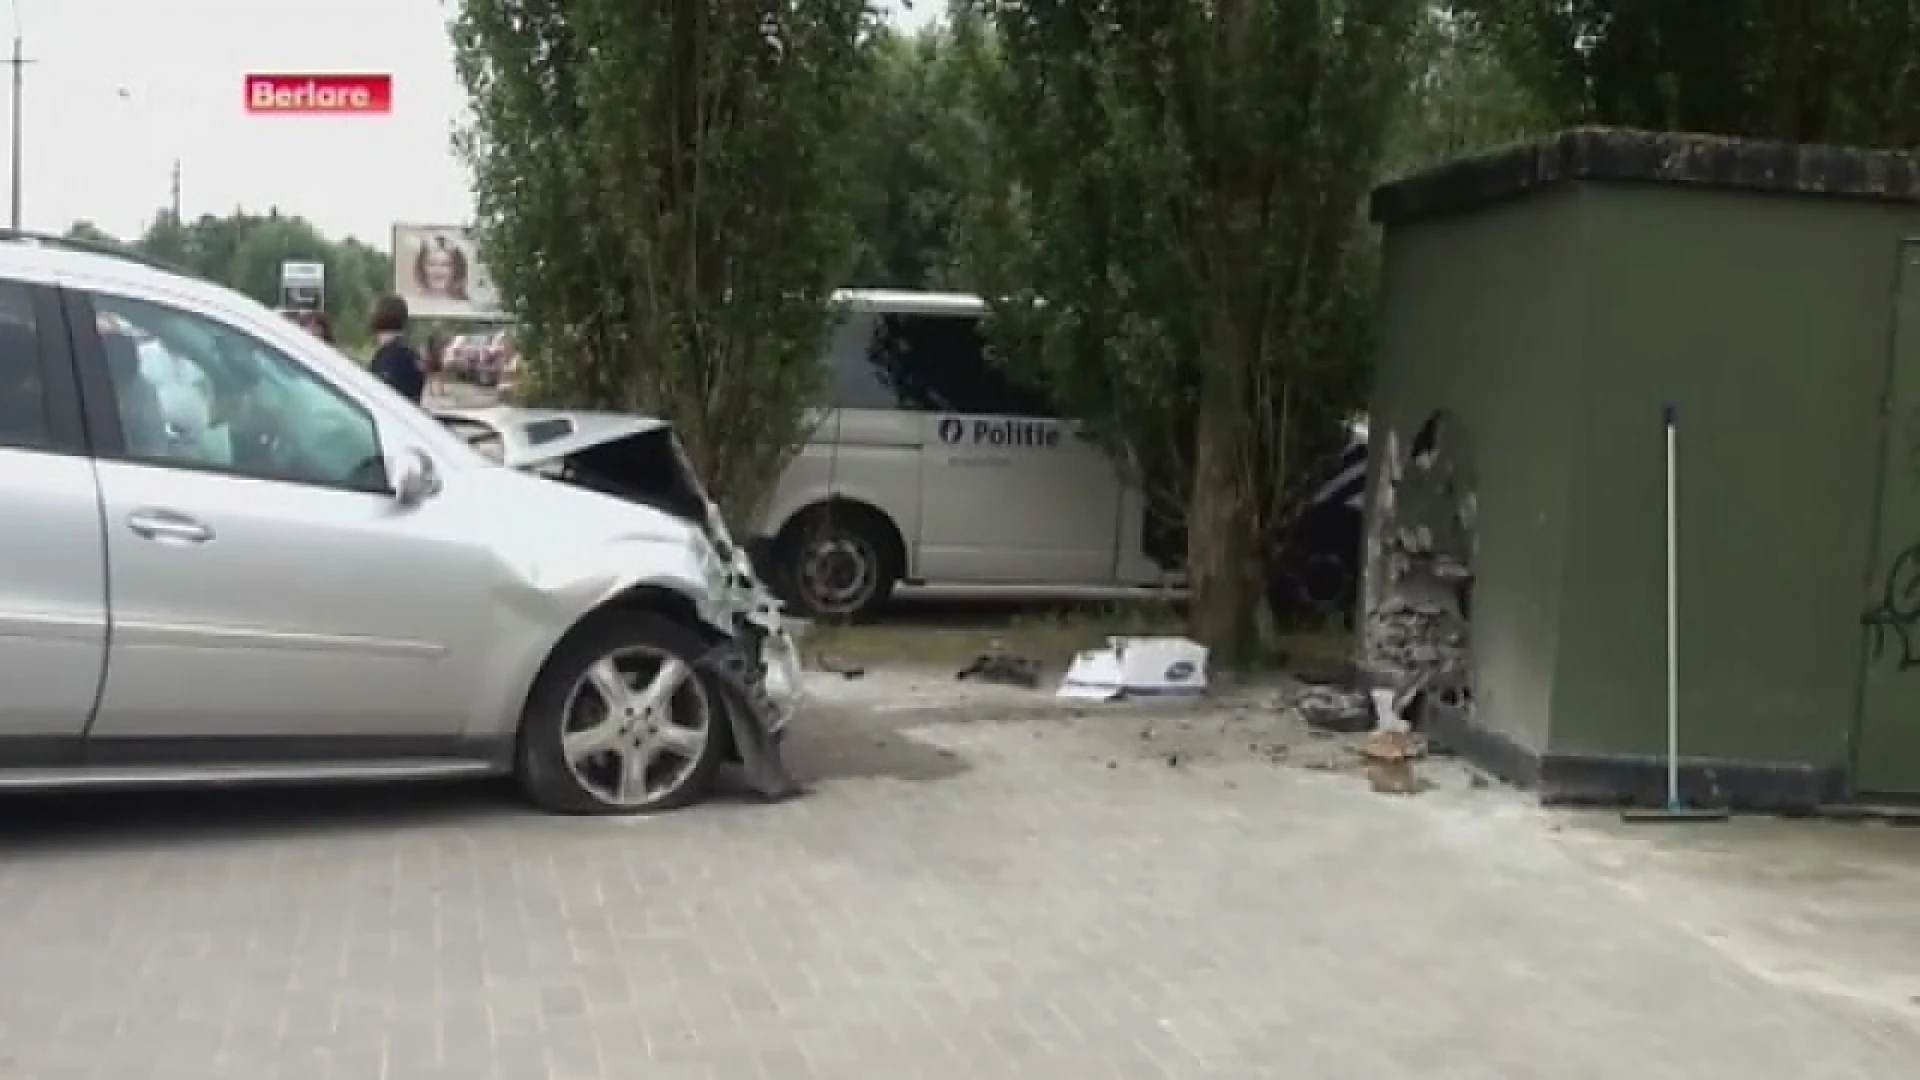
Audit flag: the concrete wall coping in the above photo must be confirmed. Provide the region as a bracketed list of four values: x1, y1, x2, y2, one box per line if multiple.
[1369, 127, 1920, 227]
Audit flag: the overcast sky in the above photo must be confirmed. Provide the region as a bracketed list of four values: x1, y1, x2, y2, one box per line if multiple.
[21, 0, 942, 248]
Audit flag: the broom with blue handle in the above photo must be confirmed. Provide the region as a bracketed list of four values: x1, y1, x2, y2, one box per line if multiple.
[1623, 402, 1729, 822]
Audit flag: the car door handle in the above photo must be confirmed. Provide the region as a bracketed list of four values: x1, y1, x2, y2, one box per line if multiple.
[126, 509, 214, 544]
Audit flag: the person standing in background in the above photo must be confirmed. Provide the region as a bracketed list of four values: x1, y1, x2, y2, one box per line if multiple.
[423, 332, 447, 399]
[367, 294, 426, 404]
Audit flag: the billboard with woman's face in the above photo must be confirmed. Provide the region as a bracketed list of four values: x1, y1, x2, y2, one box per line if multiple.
[392, 224, 501, 319]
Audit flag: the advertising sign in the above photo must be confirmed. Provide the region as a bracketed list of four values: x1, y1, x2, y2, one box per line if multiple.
[392, 224, 501, 320]
[279, 260, 325, 311]
[245, 73, 393, 115]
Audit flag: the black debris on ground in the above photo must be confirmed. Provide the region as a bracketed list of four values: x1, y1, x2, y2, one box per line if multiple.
[812, 652, 868, 679]
[957, 648, 1042, 689]
[1292, 682, 1376, 734]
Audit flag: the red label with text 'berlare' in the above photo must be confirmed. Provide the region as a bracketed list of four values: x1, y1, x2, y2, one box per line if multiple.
[245, 73, 392, 115]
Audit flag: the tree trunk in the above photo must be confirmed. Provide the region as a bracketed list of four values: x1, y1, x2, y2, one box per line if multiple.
[1186, 361, 1261, 665]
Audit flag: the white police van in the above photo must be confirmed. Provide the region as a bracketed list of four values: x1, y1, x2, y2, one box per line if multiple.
[749, 290, 1179, 619]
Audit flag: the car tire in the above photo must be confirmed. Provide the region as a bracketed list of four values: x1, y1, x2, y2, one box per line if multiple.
[774, 505, 900, 623]
[516, 612, 731, 815]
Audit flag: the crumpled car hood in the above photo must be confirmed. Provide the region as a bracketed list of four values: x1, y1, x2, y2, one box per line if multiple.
[435, 405, 736, 546]
[435, 404, 669, 469]
[433, 403, 780, 617]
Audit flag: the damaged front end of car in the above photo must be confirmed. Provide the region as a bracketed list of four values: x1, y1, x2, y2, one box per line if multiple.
[437, 407, 805, 784]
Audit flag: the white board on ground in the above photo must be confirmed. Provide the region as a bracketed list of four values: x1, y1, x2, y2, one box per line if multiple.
[1057, 636, 1209, 701]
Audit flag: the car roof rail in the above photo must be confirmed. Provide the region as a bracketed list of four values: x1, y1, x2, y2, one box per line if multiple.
[0, 229, 196, 277]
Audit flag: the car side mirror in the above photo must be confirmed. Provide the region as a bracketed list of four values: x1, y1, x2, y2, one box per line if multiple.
[390, 447, 442, 507]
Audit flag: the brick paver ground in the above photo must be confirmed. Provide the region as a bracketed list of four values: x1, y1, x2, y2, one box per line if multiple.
[0, 676, 1915, 1079]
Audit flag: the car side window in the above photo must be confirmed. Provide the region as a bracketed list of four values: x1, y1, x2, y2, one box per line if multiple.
[0, 280, 49, 451]
[868, 313, 1055, 417]
[85, 292, 387, 493]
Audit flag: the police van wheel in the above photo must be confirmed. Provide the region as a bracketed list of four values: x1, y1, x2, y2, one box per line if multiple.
[777, 506, 899, 623]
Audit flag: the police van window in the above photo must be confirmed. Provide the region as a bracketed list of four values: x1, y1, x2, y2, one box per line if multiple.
[868, 313, 1053, 417]
[0, 281, 48, 451]
[827, 312, 897, 410]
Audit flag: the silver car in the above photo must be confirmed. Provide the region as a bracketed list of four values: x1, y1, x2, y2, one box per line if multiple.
[0, 234, 801, 814]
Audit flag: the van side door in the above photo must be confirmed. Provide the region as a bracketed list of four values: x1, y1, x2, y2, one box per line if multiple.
[885, 313, 1125, 585]
[0, 277, 107, 761]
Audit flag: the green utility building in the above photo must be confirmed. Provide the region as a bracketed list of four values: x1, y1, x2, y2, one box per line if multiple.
[1365, 127, 1920, 810]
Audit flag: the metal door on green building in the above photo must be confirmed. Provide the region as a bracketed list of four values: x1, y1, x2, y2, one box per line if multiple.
[1858, 238, 1920, 795]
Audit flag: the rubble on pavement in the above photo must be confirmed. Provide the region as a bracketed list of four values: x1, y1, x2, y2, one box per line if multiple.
[1291, 680, 1375, 734]
[1366, 758, 1436, 795]
[957, 645, 1042, 689]
[1249, 413, 1482, 796]
[1361, 729, 1426, 763]
[812, 652, 868, 679]
[808, 666, 1497, 797]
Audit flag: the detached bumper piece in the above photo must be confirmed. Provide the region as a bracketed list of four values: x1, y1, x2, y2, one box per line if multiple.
[702, 625, 804, 802]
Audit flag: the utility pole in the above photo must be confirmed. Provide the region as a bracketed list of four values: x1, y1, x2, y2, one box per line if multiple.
[6, 34, 26, 231]
[169, 157, 180, 220]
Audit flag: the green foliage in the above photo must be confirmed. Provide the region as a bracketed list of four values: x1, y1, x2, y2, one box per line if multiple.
[956, 0, 1421, 657]
[847, 25, 982, 289]
[1386, 6, 1554, 175]
[1447, 0, 1920, 146]
[62, 221, 118, 246]
[222, 216, 391, 342]
[66, 211, 393, 349]
[451, 0, 879, 523]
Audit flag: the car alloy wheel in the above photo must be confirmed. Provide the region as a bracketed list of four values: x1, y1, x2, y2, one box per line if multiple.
[558, 644, 714, 809]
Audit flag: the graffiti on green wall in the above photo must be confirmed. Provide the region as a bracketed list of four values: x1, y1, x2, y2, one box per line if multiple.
[1863, 544, 1920, 670]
